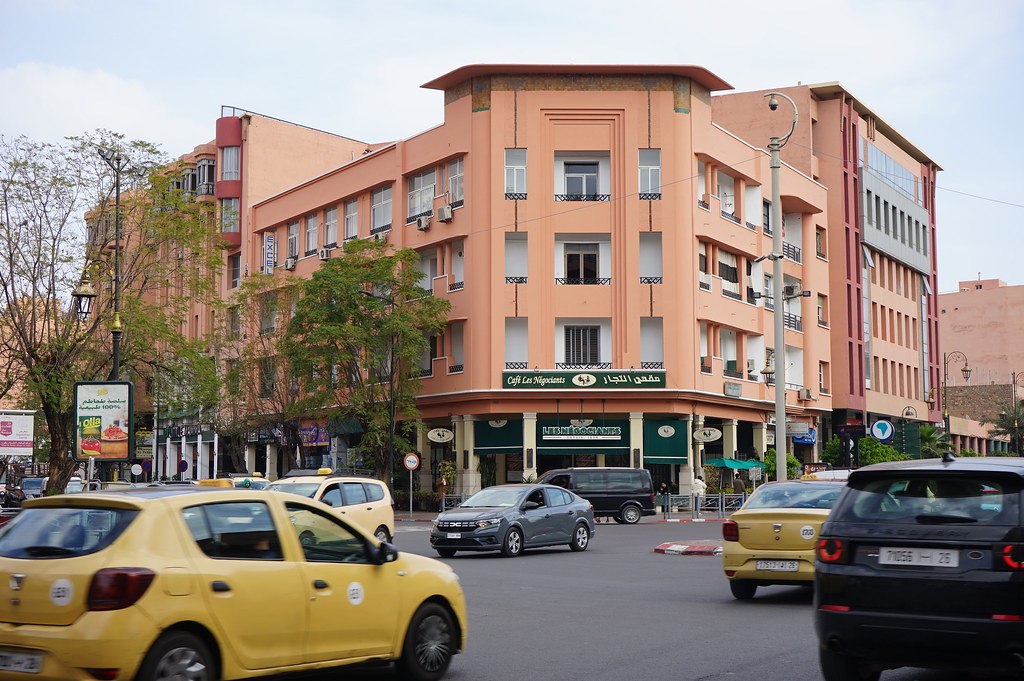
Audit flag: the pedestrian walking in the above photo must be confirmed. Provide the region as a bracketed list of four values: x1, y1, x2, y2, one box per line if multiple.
[692, 475, 707, 518]
[732, 475, 746, 498]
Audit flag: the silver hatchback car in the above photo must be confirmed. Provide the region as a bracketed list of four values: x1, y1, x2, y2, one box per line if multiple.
[430, 483, 596, 558]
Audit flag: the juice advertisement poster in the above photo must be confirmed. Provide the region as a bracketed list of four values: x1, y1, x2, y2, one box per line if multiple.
[73, 381, 134, 461]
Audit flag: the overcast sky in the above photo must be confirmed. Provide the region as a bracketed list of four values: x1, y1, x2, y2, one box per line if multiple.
[2, 0, 1021, 292]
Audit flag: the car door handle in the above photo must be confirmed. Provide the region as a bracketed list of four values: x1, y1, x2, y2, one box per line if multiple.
[211, 581, 231, 592]
[313, 580, 329, 589]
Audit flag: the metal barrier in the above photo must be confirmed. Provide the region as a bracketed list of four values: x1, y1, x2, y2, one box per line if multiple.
[441, 494, 465, 511]
[660, 493, 746, 519]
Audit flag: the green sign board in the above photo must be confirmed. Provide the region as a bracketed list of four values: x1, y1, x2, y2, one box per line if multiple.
[503, 371, 666, 389]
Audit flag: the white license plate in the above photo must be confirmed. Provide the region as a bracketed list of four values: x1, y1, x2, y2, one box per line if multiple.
[0, 651, 42, 674]
[756, 559, 799, 571]
[878, 547, 959, 567]
[446, 532, 461, 539]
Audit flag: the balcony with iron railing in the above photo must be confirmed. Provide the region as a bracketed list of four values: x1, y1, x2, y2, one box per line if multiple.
[722, 287, 742, 301]
[555, 194, 610, 202]
[370, 222, 392, 235]
[640, 361, 664, 370]
[784, 312, 803, 331]
[505, 192, 527, 201]
[782, 242, 802, 263]
[505, 276, 528, 284]
[721, 210, 741, 225]
[505, 362, 529, 370]
[556, 362, 612, 370]
[640, 276, 663, 284]
[448, 281, 464, 292]
[448, 364, 464, 374]
[555, 278, 611, 285]
[639, 193, 661, 201]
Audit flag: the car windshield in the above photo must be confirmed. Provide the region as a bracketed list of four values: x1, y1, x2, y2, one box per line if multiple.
[0, 506, 138, 558]
[236, 479, 270, 490]
[20, 479, 44, 491]
[65, 481, 85, 493]
[460, 487, 525, 508]
[743, 482, 842, 510]
[265, 482, 319, 498]
[832, 474, 1020, 524]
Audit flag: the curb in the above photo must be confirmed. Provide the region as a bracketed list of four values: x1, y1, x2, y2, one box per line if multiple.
[654, 542, 723, 556]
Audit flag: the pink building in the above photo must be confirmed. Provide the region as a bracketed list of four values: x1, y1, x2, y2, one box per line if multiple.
[236, 65, 831, 491]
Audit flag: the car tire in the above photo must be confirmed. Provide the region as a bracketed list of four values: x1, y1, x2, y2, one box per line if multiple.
[396, 602, 456, 681]
[136, 631, 214, 681]
[620, 504, 642, 524]
[501, 527, 523, 557]
[436, 548, 457, 558]
[729, 579, 758, 600]
[569, 523, 590, 551]
[819, 647, 880, 681]
[374, 526, 391, 543]
[612, 516, 626, 524]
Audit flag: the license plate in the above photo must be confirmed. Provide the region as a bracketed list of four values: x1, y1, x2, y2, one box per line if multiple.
[878, 547, 959, 567]
[446, 532, 461, 539]
[756, 559, 799, 571]
[0, 651, 42, 674]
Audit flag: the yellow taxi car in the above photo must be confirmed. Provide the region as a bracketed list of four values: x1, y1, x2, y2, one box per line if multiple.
[266, 469, 394, 542]
[721, 478, 845, 599]
[0, 487, 465, 681]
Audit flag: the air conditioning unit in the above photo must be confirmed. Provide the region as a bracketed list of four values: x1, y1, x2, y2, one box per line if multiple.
[415, 216, 431, 231]
[746, 359, 756, 372]
[318, 247, 331, 261]
[283, 257, 297, 271]
[783, 284, 801, 299]
[798, 388, 813, 400]
[436, 205, 454, 222]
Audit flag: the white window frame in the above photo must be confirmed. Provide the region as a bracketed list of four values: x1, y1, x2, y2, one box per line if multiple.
[344, 199, 358, 240]
[505, 149, 527, 195]
[407, 169, 435, 219]
[448, 157, 464, 205]
[372, 186, 392, 232]
[304, 214, 318, 255]
[324, 205, 337, 246]
[638, 149, 661, 195]
[287, 221, 299, 258]
[220, 197, 239, 233]
[220, 146, 239, 181]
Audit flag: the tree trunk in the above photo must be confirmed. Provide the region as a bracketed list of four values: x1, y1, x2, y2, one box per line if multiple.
[43, 405, 76, 494]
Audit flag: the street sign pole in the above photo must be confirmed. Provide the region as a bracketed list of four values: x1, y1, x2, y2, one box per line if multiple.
[403, 453, 420, 521]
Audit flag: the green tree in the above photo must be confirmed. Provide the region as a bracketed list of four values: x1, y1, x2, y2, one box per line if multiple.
[856, 438, 906, 466]
[918, 424, 952, 459]
[281, 239, 450, 484]
[763, 447, 801, 480]
[983, 402, 1024, 455]
[821, 435, 842, 467]
[0, 131, 222, 492]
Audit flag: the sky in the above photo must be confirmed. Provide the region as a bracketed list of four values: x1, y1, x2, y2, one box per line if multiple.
[2, 0, 1021, 293]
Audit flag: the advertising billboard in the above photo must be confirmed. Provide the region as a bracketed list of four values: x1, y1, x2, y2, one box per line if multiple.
[73, 381, 135, 461]
[0, 413, 34, 458]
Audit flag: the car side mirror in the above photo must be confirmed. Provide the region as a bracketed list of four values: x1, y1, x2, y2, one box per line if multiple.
[375, 541, 399, 564]
[523, 500, 541, 510]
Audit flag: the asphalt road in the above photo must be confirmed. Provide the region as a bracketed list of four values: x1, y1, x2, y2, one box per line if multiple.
[319, 517, 1016, 681]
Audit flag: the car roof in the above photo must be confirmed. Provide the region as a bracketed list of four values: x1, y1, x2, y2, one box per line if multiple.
[21, 486, 276, 508]
[850, 456, 1024, 479]
[269, 475, 384, 484]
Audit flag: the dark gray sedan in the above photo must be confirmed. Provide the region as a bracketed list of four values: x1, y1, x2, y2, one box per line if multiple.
[430, 483, 596, 558]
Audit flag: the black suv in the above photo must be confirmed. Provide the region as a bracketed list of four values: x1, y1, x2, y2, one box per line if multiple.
[815, 456, 1024, 680]
[536, 467, 655, 524]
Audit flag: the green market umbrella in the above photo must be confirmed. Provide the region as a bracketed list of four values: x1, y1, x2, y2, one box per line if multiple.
[703, 457, 765, 470]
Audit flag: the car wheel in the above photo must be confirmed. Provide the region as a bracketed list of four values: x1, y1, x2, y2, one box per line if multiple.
[436, 548, 457, 558]
[569, 523, 590, 551]
[374, 526, 391, 543]
[729, 579, 758, 600]
[136, 631, 214, 681]
[501, 527, 523, 557]
[620, 504, 642, 524]
[612, 516, 626, 524]
[819, 647, 880, 681]
[396, 602, 456, 681]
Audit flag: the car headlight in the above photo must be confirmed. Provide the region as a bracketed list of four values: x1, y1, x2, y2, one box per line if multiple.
[475, 518, 502, 528]
[432, 519, 439, 530]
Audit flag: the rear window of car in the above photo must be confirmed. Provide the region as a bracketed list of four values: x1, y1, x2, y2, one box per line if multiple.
[0, 507, 138, 558]
[182, 501, 282, 560]
[831, 474, 1021, 525]
[743, 482, 843, 510]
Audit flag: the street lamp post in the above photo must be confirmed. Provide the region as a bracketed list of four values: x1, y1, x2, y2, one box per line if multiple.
[765, 92, 798, 482]
[941, 350, 972, 438]
[96, 147, 136, 381]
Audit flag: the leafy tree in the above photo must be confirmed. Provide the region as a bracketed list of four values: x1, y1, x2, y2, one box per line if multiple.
[763, 447, 801, 480]
[821, 435, 842, 467]
[281, 239, 450, 484]
[983, 402, 1024, 455]
[918, 423, 952, 459]
[855, 437, 906, 466]
[0, 131, 222, 493]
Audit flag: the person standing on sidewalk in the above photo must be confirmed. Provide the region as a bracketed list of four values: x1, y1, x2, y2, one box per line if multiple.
[732, 475, 746, 499]
[692, 475, 707, 518]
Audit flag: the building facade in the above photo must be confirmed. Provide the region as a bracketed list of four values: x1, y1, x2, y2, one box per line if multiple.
[241, 65, 832, 494]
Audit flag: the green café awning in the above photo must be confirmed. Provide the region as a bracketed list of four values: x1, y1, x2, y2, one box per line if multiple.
[643, 419, 688, 464]
[704, 457, 765, 470]
[327, 417, 363, 437]
[474, 419, 523, 454]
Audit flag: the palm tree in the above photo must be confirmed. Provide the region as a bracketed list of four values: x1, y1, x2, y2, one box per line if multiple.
[918, 424, 951, 459]
[984, 403, 1024, 455]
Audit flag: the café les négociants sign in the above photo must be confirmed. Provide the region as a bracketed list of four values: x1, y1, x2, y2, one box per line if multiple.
[503, 371, 665, 389]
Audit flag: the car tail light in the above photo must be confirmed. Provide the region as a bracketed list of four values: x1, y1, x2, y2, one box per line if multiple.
[817, 538, 848, 564]
[819, 604, 851, 612]
[722, 520, 739, 542]
[993, 614, 1024, 621]
[87, 568, 156, 611]
[997, 543, 1024, 570]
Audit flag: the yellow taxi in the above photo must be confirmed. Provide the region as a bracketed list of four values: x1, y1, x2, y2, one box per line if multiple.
[721, 478, 845, 599]
[266, 469, 395, 542]
[0, 487, 466, 681]
[194, 478, 234, 488]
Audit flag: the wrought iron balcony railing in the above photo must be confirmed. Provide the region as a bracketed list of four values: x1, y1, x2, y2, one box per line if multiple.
[448, 364, 464, 374]
[448, 281, 464, 292]
[505, 362, 529, 370]
[556, 277, 611, 285]
[640, 276, 663, 284]
[721, 210, 741, 224]
[505, 276, 528, 284]
[505, 192, 527, 200]
[554, 194, 610, 202]
[697, 199, 710, 210]
[556, 362, 612, 370]
[639, 193, 661, 200]
[783, 242, 803, 263]
[641, 362, 664, 369]
[406, 209, 433, 223]
[370, 223, 392, 235]
[722, 288, 742, 301]
[784, 313, 803, 331]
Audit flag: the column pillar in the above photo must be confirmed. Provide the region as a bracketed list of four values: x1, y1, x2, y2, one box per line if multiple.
[752, 422, 769, 460]
[266, 444, 279, 481]
[523, 412, 537, 481]
[245, 442, 256, 475]
[722, 419, 738, 458]
[197, 440, 209, 480]
[630, 412, 644, 468]
[460, 416, 481, 495]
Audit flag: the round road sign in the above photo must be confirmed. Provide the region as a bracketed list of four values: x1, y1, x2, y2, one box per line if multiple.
[403, 453, 420, 471]
[177, 459, 189, 472]
[130, 464, 143, 476]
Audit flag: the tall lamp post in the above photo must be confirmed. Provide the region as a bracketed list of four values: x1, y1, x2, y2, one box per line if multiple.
[765, 91, 798, 481]
[96, 147, 135, 381]
[1011, 371, 1024, 454]
[941, 350, 972, 437]
[360, 290, 397, 489]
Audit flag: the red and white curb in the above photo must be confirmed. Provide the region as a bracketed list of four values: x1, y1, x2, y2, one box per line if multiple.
[654, 542, 723, 556]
